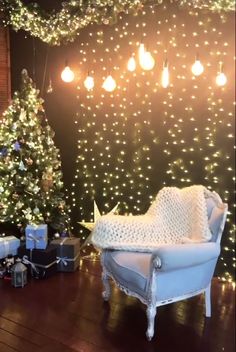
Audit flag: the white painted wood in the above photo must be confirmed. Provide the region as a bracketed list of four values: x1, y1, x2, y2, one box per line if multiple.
[146, 304, 156, 341]
[205, 284, 211, 317]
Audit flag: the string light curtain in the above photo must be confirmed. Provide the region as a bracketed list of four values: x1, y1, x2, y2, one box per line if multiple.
[70, 2, 235, 283]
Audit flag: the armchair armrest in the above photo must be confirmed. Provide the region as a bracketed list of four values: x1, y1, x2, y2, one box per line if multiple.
[151, 243, 221, 271]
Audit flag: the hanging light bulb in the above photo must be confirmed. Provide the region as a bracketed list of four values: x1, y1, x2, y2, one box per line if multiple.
[61, 61, 75, 83]
[138, 42, 155, 71]
[138, 43, 145, 62]
[46, 78, 53, 94]
[102, 75, 116, 92]
[161, 59, 169, 88]
[140, 51, 155, 70]
[191, 54, 204, 76]
[127, 55, 136, 72]
[216, 62, 227, 86]
[84, 74, 95, 90]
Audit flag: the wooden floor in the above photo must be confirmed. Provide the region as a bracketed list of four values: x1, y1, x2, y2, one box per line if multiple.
[0, 258, 235, 352]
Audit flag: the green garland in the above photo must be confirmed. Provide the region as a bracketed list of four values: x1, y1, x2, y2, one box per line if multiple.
[1, 0, 235, 45]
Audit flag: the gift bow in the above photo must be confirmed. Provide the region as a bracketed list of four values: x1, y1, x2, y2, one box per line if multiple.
[27, 233, 42, 242]
[22, 255, 39, 274]
[56, 256, 68, 266]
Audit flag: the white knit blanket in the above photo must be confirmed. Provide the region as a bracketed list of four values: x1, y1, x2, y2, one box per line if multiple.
[91, 185, 213, 252]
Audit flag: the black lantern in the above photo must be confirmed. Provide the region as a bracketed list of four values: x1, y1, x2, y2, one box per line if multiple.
[11, 258, 27, 288]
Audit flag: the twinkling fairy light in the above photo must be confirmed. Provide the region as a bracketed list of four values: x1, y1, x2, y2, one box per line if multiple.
[70, 2, 235, 281]
[1, 0, 235, 45]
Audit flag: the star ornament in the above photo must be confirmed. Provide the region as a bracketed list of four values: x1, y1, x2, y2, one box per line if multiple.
[79, 201, 119, 249]
[78, 200, 119, 232]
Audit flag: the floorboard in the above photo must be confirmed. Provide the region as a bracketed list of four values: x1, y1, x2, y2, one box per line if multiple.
[0, 257, 235, 352]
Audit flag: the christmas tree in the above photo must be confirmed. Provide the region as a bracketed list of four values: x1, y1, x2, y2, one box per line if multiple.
[0, 69, 69, 234]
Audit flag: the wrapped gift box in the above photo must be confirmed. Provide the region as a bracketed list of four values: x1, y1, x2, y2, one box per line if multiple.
[0, 236, 20, 259]
[17, 245, 57, 279]
[25, 224, 48, 250]
[50, 237, 80, 272]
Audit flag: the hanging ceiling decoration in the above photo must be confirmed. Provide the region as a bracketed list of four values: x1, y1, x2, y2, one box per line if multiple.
[1, 0, 235, 46]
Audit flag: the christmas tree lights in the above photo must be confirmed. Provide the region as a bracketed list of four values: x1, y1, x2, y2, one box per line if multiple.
[0, 70, 70, 233]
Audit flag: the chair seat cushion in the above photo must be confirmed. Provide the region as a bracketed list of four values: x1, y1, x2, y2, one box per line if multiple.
[104, 251, 152, 296]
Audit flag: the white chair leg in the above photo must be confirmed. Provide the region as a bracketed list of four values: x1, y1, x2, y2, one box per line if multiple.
[146, 304, 156, 341]
[205, 284, 211, 317]
[102, 269, 111, 301]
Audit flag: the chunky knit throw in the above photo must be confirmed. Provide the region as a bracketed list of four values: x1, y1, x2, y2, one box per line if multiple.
[91, 185, 213, 251]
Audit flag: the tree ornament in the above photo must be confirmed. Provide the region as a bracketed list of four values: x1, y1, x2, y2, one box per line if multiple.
[4, 156, 11, 164]
[33, 207, 40, 214]
[13, 141, 21, 151]
[12, 193, 19, 199]
[19, 160, 26, 171]
[19, 138, 25, 144]
[0, 147, 8, 157]
[58, 201, 65, 210]
[12, 123, 17, 131]
[19, 110, 26, 122]
[41, 180, 50, 192]
[26, 158, 33, 165]
[16, 201, 24, 209]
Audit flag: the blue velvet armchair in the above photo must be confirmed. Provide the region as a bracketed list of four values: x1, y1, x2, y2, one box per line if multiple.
[100, 193, 228, 340]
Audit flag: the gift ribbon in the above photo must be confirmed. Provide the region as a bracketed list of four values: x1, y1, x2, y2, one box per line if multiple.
[60, 238, 69, 246]
[27, 232, 44, 245]
[33, 260, 58, 269]
[59, 237, 69, 262]
[27, 233, 40, 243]
[56, 256, 68, 266]
[56, 253, 80, 267]
[22, 252, 57, 279]
[22, 255, 39, 275]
